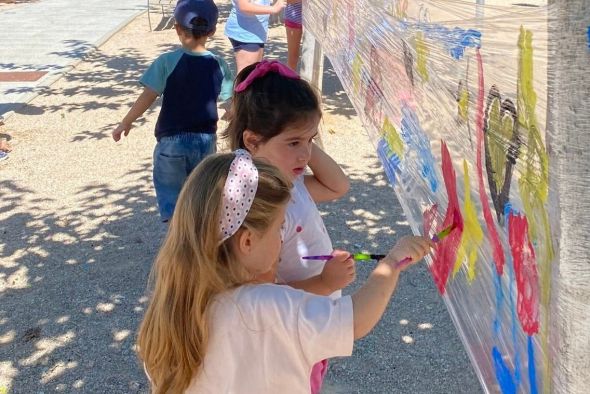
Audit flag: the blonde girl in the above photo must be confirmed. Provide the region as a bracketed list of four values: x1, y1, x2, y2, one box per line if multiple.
[137, 150, 432, 393]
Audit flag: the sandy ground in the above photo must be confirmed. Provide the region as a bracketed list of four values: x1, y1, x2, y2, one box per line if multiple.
[0, 2, 481, 393]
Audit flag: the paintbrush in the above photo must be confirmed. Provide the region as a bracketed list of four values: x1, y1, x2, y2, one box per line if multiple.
[393, 223, 456, 269]
[431, 222, 457, 243]
[302, 223, 457, 264]
[302, 253, 386, 261]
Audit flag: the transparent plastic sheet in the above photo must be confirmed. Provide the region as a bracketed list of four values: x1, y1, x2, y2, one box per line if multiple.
[303, 1, 590, 393]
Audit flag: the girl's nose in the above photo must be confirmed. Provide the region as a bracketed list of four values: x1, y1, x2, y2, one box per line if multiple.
[299, 145, 312, 162]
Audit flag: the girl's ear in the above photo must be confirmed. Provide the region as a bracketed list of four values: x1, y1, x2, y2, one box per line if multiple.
[243, 129, 261, 153]
[236, 228, 253, 255]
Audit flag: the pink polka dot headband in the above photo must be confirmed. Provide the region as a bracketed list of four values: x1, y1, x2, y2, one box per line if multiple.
[219, 149, 259, 242]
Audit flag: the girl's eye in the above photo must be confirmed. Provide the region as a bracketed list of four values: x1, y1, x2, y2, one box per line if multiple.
[288, 141, 299, 147]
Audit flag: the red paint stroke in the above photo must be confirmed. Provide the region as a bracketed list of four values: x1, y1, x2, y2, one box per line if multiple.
[475, 49, 505, 274]
[422, 143, 464, 294]
[508, 212, 540, 335]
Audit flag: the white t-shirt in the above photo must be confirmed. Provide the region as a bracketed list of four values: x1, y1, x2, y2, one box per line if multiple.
[186, 284, 354, 393]
[278, 177, 341, 297]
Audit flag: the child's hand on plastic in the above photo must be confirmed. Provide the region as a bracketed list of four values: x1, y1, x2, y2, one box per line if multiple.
[384, 236, 433, 272]
[320, 250, 356, 292]
[112, 123, 131, 142]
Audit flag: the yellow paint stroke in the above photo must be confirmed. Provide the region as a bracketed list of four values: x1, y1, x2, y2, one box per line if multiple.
[453, 160, 484, 281]
[486, 96, 515, 189]
[516, 26, 554, 394]
[381, 117, 405, 159]
[352, 53, 363, 94]
[415, 32, 429, 82]
[458, 82, 470, 121]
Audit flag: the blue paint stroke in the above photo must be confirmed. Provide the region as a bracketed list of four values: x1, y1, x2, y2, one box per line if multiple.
[492, 206, 522, 392]
[587, 26, 590, 49]
[493, 271, 504, 336]
[424, 26, 481, 60]
[493, 347, 517, 394]
[504, 203, 522, 387]
[389, 21, 482, 60]
[528, 336, 539, 394]
[377, 138, 402, 185]
[399, 106, 438, 192]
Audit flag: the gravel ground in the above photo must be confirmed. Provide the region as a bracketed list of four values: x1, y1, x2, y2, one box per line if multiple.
[0, 2, 481, 393]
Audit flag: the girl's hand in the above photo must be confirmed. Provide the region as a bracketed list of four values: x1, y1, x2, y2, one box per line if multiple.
[320, 250, 356, 293]
[383, 236, 433, 272]
[272, 0, 286, 13]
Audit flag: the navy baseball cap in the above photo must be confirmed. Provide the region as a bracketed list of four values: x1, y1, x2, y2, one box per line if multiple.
[174, 0, 218, 33]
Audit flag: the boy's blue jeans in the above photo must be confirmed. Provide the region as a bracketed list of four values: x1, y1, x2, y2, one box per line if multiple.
[153, 132, 216, 222]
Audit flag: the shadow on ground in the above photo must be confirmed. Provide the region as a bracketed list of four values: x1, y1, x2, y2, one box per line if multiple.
[0, 160, 166, 392]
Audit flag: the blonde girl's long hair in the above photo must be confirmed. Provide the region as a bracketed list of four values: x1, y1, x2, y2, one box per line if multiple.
[137, 153, 291, 393]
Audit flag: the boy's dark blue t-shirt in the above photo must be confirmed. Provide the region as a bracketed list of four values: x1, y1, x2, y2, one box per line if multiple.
[140, 48, 233, 140]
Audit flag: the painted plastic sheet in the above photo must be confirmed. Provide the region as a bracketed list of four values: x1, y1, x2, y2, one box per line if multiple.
[303, 0, 590, 393]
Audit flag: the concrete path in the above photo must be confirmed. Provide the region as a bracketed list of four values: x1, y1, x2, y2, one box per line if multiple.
[0, 0, 146, 118]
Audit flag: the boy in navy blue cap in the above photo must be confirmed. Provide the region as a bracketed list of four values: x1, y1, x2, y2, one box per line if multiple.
[113, 0, 233, 222]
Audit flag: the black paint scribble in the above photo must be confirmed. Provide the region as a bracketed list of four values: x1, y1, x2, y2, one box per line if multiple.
[483, 85, 522, 225]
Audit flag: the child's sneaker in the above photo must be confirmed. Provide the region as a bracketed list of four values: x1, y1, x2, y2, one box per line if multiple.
[0, 151, 8, 162]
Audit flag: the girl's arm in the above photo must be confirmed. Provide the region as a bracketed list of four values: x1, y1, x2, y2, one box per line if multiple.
[287, 276, 333, 296]
[351, 236, 432, 339]
[236, 0, 285, 15]
[304, 143, 350, 203]
[112, 87, 158, 141]
[287, 252, 356, 296]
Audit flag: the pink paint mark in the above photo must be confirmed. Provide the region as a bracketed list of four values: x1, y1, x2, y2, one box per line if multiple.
[423, 204, 438, 236]
[508, 212, 540, 335]
[347, 0, 355, 50]
[475, 49, 505, 274]
[364, 45, 384, 126]
[296, 226, 303, 233]
[426, 142, 464, 294]
[394, 256, 413, 270]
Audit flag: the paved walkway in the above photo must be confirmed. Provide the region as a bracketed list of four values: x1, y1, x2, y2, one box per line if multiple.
[0, 0, 146, 118]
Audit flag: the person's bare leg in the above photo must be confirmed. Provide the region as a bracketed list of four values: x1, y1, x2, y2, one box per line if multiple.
[235, 48, 264, 75]
[286, 26, 303, 71]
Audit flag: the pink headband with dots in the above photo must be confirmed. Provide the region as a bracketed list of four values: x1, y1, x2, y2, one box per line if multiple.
[219, 149, 259, 242]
